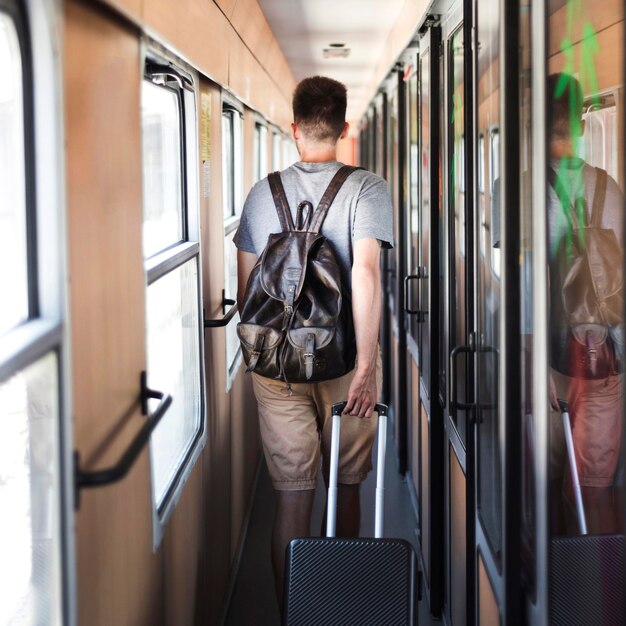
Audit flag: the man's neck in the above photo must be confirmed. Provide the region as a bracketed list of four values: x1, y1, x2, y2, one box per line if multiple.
[550, 139, 576, 159]
[298, 144, 338, 163]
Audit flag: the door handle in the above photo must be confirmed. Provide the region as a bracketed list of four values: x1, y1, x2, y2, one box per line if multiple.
[404, 265, 428, 324]
[404, 267, 427, 322]
[449, 344, 474, 411]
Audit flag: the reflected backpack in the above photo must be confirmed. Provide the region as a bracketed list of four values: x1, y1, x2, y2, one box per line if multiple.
[548, 166, 623, 378]
[237, 166, 358, 384]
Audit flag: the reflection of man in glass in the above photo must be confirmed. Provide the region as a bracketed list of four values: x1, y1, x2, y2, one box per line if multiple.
[548, 72, 624, 535]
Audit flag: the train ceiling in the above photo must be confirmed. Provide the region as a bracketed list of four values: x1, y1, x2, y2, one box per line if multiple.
[257, 0, 408, 124]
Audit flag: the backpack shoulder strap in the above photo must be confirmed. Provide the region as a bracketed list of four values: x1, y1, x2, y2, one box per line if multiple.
[268, 171, 295, 232]
[590, 167, 608, 228]
[310, 165, 362, 233]
[547, 166, 578, 230]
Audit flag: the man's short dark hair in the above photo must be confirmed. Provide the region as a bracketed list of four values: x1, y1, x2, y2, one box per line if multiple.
[548, 72, 584, 140]
[292, 76, 347, 143]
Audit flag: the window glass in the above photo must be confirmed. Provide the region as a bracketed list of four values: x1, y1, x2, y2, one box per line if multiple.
[546, 2, 625, 621]
[476, 0, 502, 561]
[147, 260, 201, 506]
[224, 230, 240, 376]
[254, 123, 268, 182]
[142, 70, 204, 529]
[0, 14, 28, 334]
[0, 9, 65, 624]
[407, 72, 419, 342]
[546, 0, 625, 536]
[419, 50, 431, 390]
[272, 131, 282, 170]
[222, 111, 234, 220]
[0, 353, 63, 626]
[449, 26, 468, 444]
[519, 0, 535, 596]
[141, 81, 183, 258]
[222, 103, 243, 382]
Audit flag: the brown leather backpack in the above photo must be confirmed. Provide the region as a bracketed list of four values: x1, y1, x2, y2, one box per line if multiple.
[548, 166, 623, 378]
[237, 165, 359, 384]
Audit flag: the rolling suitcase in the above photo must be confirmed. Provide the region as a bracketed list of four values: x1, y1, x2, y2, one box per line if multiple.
[550, 399, 625, 625]
[283, 402, 418, 626]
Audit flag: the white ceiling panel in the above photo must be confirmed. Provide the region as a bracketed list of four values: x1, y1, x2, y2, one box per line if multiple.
[258, 0, 407, 122]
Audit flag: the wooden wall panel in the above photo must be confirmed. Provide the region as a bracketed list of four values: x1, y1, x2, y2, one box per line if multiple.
[450, 449, 467, 626]
[141, 0, 294, 132]
[163, 463, 204, 626]
[420, 404, 430, 581]
[411, 360, 420, 496]
[548, 0, 622, 57]
[215, 0, 238, 19]
[229, 368, 261, 558]
[198, 79, 233, 624]
[65, 1, 162, 624]
[478, 553, 501, 626]
[143, 0, 231, 89]
[548, 21, 624, 92]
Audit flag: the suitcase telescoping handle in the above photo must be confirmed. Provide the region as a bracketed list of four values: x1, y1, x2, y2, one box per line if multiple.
[328, 402, 389, 540]
[558, 399, 588, 535]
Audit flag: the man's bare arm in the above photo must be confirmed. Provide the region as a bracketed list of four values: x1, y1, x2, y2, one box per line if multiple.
[344, 238, 382, 418]
[237, 250, 258, 311]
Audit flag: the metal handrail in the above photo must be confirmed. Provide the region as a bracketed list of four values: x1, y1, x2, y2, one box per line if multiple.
[204, 290, 238, 328]
[74, 371, 173, 509]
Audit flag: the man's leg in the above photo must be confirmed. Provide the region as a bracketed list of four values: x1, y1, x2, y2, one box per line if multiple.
[581, 486, 619, 534]
[272, 489, 315, 606]
[320, 482, 362, 537]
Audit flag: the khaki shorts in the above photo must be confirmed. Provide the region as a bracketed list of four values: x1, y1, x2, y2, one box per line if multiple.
[550, 369, 623, 488]
[251, 351, 383, 491]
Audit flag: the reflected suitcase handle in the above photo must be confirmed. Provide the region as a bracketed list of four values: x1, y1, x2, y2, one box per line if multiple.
[558, 398, 588, 535]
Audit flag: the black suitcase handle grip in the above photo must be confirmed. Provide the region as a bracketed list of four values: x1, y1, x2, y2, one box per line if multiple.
[332, 402, 388, 416]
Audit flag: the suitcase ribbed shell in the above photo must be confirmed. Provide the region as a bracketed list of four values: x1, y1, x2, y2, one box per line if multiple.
[284, 537, 416, 626]
[550, 534, 625, 626]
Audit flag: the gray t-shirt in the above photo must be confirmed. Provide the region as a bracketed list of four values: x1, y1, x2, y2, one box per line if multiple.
[233, 161, 394, 289]
[547, 157, 623, 261]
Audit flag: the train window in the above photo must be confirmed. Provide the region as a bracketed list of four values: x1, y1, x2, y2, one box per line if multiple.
[142, 60, 205, 544]
[0, 11, 28, 334]
[222, 99, 243, 385]
[449, 25, 468, 443]
[1, 4, 67, 624]
[254, 121, 268, 182]
[222, 106, 243, 220]
[489, 129, 501, 279]
[579, 95, 619, 182]
[546, 4, 625, 621]
[476, 0, 503, 564]
[282, 134, 298, 167]
[141, 81, 184, 258]
[519, 0, 536, 597]
[272, 129, 282, 170]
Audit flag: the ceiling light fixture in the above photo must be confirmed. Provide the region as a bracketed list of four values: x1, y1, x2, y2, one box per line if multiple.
[323, 47, 351, 59]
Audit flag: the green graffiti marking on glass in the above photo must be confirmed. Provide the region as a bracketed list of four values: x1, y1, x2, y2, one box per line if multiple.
[552, 0, 601, 257]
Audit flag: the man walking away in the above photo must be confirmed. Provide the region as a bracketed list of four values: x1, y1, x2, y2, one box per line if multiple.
[234, 75, 393, 605]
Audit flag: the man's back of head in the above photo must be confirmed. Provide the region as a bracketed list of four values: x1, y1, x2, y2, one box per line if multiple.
[292, 76, 347, 145]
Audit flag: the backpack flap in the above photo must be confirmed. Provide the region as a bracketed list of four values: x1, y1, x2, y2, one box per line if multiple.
[259, 231, 325, 304]
[237, 323, 284, 377]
